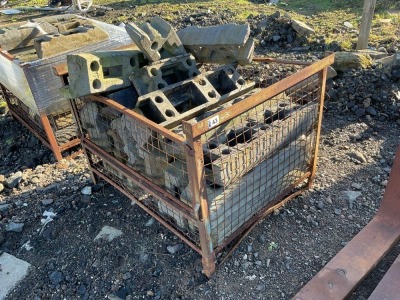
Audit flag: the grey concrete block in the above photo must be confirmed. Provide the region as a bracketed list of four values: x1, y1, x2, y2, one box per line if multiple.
[135, 66, 254, 128]
[204, 102, 318, 186]
[129, 54, 200, 96]
[178, 24, 254, 65]
[0, 252, 31, 300]
[34, 26, 110, 59]
[0, 22, 58, 51]
[61, 50, 145, 98]
[125, 16, 186, 62]
[178, 23, 250, 47]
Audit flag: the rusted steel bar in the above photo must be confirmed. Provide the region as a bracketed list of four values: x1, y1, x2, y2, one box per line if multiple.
[308, 66, 328, 188]
[40, 113, 63, 161]
[293, 146, 400, 300]
[252, 56, 313, 66]
[368, 253, 400, 300]
[190, 54, 334, 138]
[90, 167, 202, 255]
[216, 172, 311, 253]
[86, 95, 185, 144]
[59, 138, 81, 151]
[82, 138, 195, 219]
[5, 106, 51, 150]
[183, 121, 216, 277]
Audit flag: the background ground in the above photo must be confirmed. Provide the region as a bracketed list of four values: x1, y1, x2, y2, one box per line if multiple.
[0, 1, 400, 299]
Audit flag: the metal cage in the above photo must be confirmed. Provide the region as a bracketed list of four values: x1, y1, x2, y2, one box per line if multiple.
[0, 15, 133, 160]
[70, 55, 334, 276]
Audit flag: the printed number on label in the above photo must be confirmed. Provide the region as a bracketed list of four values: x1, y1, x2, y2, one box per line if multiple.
[208, 115, 220, 129]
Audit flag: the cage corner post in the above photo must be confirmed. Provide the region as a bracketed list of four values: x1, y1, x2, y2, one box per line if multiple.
[307, 64, 328, 189]
[182, 120, 216, 277]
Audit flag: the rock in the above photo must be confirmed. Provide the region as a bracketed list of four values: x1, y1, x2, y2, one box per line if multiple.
[94, 226, 123, 242]
[81, 186, 92, 195]
[0, 174, 4, 183]
[167, 243, 183, 254]
[357, 49, 389, 60]
[0, 183, 4, 193]
[41, 199, 54, 206]
[6, 222, 24, 232]
[145, 218, 155, 227]
[348, 150, 367, 163]
[317, 201, 325, 210]
[122, 272, 132, 280]
[366, 106, 378, 116]
[4, 171, 23, 189]
[272, 35, 281, 42]
[354, 108, 366, 118]
[343, 21, 353, 29]
[49, 270, 64, 285]
[334, 208, 342, 215]
[351, 183, 362, 190]
[344, 191, 362, 209]
[30, 177, 40, 184]
[291, 19, 315, 36]
[344, 191, 362, 203]
[333, 52, 373, 72]
[0, 203, 11, 212]
[327, 66, 337, 79]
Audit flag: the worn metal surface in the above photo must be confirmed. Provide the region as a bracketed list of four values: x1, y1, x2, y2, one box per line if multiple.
[293, 146, 400, 300]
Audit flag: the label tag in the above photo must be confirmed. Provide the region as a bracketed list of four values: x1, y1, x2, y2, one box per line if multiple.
[207, 115, 220, 129]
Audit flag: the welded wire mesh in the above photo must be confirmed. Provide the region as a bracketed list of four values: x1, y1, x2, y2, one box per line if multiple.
[73, 58, 326, 255]
[0, 84, 79, 146]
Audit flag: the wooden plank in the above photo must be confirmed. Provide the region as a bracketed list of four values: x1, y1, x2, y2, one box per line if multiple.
[356, 0, 377, 50]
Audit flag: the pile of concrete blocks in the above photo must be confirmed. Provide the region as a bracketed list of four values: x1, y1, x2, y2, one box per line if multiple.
[0, 15, 109, 61]
[67, 16, 317, 245]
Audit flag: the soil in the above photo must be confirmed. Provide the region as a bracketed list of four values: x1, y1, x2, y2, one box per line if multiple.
[0, 2, 400, 300]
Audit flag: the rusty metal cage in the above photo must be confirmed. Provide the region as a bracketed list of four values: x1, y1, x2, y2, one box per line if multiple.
[0, 83, 81, 159]
[0, 15, 133, 160]
[70, 55, 334, 276]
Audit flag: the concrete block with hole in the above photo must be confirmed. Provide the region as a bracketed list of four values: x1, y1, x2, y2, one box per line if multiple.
[130, 54, 200, 95]
[203, 102, 318, 186]
[178, 24, 254, 65]
[61, 50, 146, 98]
[125, 16, 186, 62]
[0, 22, 59, 51]
[135, 66, 254, 128]
[160, 137, 312, 245]
[34, 26, 109, 59]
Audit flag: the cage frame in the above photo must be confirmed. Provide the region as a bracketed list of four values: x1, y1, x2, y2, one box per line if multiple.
[70, 54, 334, 276]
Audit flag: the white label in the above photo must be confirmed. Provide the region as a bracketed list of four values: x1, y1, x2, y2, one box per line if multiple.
[207, 115, 220, 129]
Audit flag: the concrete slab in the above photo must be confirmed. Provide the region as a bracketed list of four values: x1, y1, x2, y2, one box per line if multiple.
[94, 226, 123, 242]
[0, 252, 31, 300]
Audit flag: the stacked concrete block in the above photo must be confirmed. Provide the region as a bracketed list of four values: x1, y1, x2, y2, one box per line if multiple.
[135, 66, 254, 129]
[62, 50, 146, 98]
[130, 54, 200, 96]
[177, 24, 254, 65]
[34, 26, 109, 59]
[0, 22, 59, 51]
[204, 102, 318, 186]
[160, 136, 313, 245]
[125, 16, 186, 62]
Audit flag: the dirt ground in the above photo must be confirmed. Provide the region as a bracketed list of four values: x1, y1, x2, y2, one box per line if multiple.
[1, 2, 400, 300]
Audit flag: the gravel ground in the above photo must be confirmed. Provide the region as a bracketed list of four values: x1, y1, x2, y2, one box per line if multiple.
[0, 4, 400, 300]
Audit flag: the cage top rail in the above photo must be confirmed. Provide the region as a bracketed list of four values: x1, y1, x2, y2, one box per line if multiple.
[84, 94, 186, 144]
[184, 54, 334, 139]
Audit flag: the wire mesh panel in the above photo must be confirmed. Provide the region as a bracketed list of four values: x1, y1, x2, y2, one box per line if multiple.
[71, 55, 334, 276]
